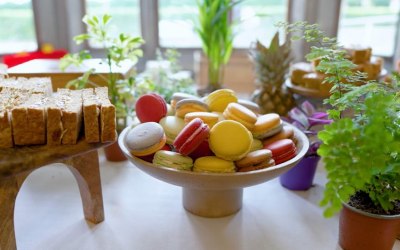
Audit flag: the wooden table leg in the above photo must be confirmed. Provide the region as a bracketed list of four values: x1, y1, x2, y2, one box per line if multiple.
[0, 176, 21, 250]
[65, 150, 104, 224]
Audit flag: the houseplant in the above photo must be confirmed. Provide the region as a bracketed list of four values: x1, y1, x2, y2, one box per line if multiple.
[279, 101, 331, 190]
[194, 0, 241, 93]
[280, 22, 400, 250]
[60, 14, 144, 161]
[249, 31, 295, 115]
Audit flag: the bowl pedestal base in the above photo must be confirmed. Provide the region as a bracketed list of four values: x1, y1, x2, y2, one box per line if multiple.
[182, 188, 243, 218]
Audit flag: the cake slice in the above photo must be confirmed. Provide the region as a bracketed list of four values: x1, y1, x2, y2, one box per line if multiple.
[11, 93, 47, 145]
[82, 88, 100, 143]
[46, 93, 64, 145]
[98, 98, 116, 142]
[95, 87, 116, 142]
[57, 89, 82, 145]
[0, 109, 12, 148]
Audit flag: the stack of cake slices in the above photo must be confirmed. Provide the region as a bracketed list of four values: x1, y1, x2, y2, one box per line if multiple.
[0, 77, 116, 148]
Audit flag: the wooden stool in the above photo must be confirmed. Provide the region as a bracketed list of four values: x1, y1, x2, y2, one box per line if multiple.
[0, 140, 110, 250]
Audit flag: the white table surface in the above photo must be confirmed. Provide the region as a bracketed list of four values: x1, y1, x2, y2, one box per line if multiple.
[15, 150, 400, 250]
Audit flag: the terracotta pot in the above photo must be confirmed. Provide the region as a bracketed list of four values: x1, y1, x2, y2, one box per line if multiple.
[339, 202, 400, 250]
[279, 155, 320, 190]
[104, 141, 127, 162]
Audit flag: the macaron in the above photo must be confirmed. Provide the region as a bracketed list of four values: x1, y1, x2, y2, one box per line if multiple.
[262, 125, 295, 146]
[189, 140, 214, 160]
[205, 89, 238, 112]
[135, 93, 167, 123]
[153, 150, 193, 171]
[223, 102, 257, 130]
[264, 139, 297, 165]
[170, 93, 200, 110]
[159, 116, 186, 144]
[238, 99, 260, 114]
[193, 156, 236, 173]
[175, 99, 209, 118]
[125, 122, 167, 156]
[250, 139, 263, 152]
[138, 144, 171, 163]
[235, 149, 275, 172]
[252, 113, 283, 139]
[173, 118, 210, 155]
[184, 112, 219, 128]
[209, 120, 253, 161]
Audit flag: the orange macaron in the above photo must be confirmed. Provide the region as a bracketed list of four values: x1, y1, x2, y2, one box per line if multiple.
[235, 149, 275, 172]
[223, 102, 257, 130]
[252, 113, 283, 139]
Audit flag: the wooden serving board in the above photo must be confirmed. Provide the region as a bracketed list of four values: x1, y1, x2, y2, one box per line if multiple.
[0, 139, 111, 179]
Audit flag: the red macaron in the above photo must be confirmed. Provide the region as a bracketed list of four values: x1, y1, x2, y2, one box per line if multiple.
[135, 93, 167, 123]
[264, 139, 297, 165]
[189, 139, 214, 160]
[173, 118, 210, 156]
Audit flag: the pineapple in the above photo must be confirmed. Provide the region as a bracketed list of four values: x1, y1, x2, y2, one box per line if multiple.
[250, 31, 295, 116]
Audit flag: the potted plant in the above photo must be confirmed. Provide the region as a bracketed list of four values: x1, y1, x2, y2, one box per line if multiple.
[280, 22, 400, 250]
[60, 14, 144, 161]
[279, 101, 331, 190]
[194, 0, 241, 94]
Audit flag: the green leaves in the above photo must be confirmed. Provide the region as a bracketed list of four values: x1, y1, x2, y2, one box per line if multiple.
[281, 21, 400, 217]
[59, 14, 145, 130]
[195, 0, 241, 87]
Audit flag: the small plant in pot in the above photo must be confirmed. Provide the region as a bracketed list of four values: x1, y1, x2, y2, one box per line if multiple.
[194, 0, 242, 94]
[279, 101, 331, 190]
[60, 14, 144, 161]
[280, 22, 400, 250]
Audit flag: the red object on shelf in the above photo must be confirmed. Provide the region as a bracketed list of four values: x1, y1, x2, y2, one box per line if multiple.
[3, 49, 68, 68]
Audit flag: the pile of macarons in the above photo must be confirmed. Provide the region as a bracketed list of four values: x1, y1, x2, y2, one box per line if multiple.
[124, 89, 298, 173]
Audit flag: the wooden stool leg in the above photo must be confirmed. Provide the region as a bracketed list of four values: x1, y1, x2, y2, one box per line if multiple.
[66, 150, 104, 224]
[0, 176, 21, 250]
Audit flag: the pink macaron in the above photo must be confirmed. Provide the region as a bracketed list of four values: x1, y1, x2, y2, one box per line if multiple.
[173, 118, 210, 156]
[135, 93, 167, 123]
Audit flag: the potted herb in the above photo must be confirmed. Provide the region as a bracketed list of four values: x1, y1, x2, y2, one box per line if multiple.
[60, 14, 144, 161]
[281, 22, 400, 250]
[194, 0, 241, 93]
[279, 101, 331, 190]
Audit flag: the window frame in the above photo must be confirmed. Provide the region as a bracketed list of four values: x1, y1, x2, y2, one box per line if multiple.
[7, 0, 399, 70]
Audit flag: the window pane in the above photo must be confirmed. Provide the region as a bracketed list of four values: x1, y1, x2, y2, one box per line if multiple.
[85, 0, 141, 47]
[338, 0, 400, 57]
[233, 0, 287, 48]
[159, 0, 199, 48]
[0, 0, 37, 54]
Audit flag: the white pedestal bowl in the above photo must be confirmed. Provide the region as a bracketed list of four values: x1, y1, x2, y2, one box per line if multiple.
[119, 123, 309, 218]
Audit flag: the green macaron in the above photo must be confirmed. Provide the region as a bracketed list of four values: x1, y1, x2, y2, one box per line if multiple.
[159, 116, 186, 144]
[153, 150, 193, 171]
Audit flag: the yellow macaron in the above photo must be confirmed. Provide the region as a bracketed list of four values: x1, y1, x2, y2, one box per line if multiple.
[223, 102, 257, 130]
[205, 89, 238, 112]
[175, 99, 209, 118]
[193, 156, 236, 173]
[209, 120, 253, 161]
[252, 113, 282, 139]
[184, 112, 219, 128]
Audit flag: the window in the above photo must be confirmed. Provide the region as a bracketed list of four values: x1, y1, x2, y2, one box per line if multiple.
[85, 0, 141, 47]
[338, 0, 400, 57]
[233, 0, 287, 48]
[0, 0, 37, 54]
[158, 0, 200, 48]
